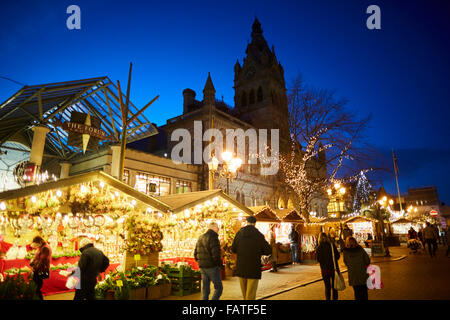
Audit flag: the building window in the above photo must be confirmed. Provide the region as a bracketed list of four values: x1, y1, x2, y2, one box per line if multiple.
[241, 92, 247, 107]
[135, 172, 171, 196]
[236, 191, 241, 203]
[176, 180, 192, 194]
[257, 86, 263, 102]
[241, 193, 246, 206]
[249, 89, 255, 105]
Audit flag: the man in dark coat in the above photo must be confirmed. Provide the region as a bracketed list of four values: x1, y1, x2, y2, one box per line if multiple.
[231, 216, 272, 300]
[76, 237, 109, 300]
[194, 221, 223, 300]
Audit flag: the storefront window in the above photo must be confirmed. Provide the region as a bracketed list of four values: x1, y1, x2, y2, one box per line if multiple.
[135, 172, 171, 196]
[176, 180, 192, 194]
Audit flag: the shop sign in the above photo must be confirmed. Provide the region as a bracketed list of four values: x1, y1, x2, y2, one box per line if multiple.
[430, 210, 438, 217]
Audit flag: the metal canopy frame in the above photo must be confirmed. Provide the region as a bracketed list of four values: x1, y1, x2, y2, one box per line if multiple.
[0, 76, 158, 160]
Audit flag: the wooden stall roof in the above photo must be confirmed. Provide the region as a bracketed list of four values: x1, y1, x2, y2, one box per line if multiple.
[0, 170, 170, 212]
[344, 216, 378, 224]
[391, 218, 414, 224]
[273, 208, 304, 223]
[248, 206, 281, 222]
[157, 189, 254, 216]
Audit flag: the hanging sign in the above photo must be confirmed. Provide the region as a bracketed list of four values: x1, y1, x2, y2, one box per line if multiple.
[430, 210, 438, 217]
[54, 111, 111, 153]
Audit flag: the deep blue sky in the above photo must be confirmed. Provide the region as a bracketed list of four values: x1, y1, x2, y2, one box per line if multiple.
[1, 0, 449, 202]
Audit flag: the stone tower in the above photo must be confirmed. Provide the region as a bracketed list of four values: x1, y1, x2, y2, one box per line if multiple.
[234, 18, 289, 142]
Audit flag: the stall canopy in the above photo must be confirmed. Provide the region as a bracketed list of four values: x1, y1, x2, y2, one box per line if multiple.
[0, 76, 158, 160]
[0, 170, 170, 213]
[344, 216, 378, 224]
[273, 208, 304, 223]
[249, 206, 281, 222]
[157, 189, 253, 216]
[391, 218, 414, 225]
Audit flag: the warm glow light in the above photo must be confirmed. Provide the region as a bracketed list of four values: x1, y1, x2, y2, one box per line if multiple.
[334, 183, 341, 190]
[31, 196, 37, 203]
[115, 191, 119, 197]
[382, 196, 387, 202]
[222, 151, 233, 162]
[99, 181, 105, 188]
[339, 187, 346, 194]
[327, 189, 332, 195]
[80, 185, 87, 193]
[389, 199, 394, 205]
[0, 202, 6, 211]
[56, 190, 62, 197]
[231, 157, 242, 169]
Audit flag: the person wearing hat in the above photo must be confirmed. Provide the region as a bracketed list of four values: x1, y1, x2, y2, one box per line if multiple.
[231, 216, 272, 300]
[76, 237, 109, 300]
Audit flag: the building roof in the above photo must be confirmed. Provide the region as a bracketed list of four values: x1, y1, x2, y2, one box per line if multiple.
[273, 208, 304, 223]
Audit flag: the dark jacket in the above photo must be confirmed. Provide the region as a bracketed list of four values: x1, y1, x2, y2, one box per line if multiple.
[231, 225, 272, 279]
[289, 229, 299, 244]
[343, 245, 370, 286]
[316, 241, 340, 276]
[78, 244, 109, 289]
[30, 243, 52, 274]
[194, 229, 222, 268]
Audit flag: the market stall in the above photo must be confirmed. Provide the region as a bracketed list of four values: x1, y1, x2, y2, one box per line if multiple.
[344, 216, 377, 245]
[273, 208, 304, 264]
[391, 218, 424, 243]
[249, 206, 281, 269]
[298, 218, 323, 263]
[0, 170, 170, 295]
[157, 189, 253, 274]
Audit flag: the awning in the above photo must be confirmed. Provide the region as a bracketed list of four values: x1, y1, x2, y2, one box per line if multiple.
[344, 216, 378, 224]
[157, 189, 254, 216]
[0, 170, 170, 213]
[391, 218, 414, 224]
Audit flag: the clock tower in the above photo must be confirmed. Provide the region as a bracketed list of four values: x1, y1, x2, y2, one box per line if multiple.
[234, 18, 289, 142]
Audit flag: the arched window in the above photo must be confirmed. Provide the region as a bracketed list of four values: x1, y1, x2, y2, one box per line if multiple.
[241, 92, 247, 107]
[236, 191, 241, 203]
[257, 86, 263, 102]
[241, 193, 246, 206]
[249, 89, 255, 105]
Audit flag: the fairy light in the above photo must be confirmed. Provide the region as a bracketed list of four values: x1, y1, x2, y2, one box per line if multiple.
[0, 202, 6, 211]
[31, 196, 37, 203]
[56, 190, 62, 197]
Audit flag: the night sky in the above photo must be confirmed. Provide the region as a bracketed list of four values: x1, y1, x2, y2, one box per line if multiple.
[0, 0, 449, 202]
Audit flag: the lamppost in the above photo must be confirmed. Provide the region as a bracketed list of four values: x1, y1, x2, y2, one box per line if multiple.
[377, 196, 394, 256]
[208, 151, 242, 194]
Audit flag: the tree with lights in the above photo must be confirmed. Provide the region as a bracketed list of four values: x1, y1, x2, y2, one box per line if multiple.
[279, 75, 372, 222]
[352, 171, 372, 212]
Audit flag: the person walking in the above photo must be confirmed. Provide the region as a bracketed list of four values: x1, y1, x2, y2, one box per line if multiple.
[231, 216, 272, 300]
[289, 224, 299, 264]
[445, 227, 450, 258]
[423, 222, 438, 258]
[30, 236, 52, 300]
[268, 224, 278, 272]
[76, 237, 109, 300]
[316, 232, 340, 300]
[194, 221, 223, 300]
[343, 236, 371, 300]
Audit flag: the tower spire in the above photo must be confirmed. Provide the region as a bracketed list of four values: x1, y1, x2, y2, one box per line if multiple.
[203, 72, 216, 106]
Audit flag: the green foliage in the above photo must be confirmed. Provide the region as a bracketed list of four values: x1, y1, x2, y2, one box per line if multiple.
[0, 273, 39, 300]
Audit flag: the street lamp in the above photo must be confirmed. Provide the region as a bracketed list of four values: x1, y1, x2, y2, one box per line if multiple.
[327, 182, 347, 218]
[208, 151, 242, 194]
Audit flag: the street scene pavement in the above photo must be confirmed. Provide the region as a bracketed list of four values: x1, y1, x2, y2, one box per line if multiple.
[46, 245, 450, 301]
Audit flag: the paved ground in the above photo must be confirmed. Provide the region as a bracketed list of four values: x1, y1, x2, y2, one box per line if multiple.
[45, 245, 422, 301]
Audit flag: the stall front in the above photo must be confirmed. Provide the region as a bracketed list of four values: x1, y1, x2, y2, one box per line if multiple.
[391, 218, 424, 243]
[274, 208, 304, 264]
[248, 206, 281, 269]
[0, 171, 170, 296]
[156, 189, 253, 275]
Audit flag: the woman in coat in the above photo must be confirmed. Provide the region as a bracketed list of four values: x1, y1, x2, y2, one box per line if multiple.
[30, 236, 52, 300]
[343, 236, 371, 300]
[316, 232, 340, 300]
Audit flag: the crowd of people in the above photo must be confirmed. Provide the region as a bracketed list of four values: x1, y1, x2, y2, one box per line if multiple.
[13, 216, 450, 301]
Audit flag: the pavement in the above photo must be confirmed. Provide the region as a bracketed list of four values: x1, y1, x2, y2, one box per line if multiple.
[44, 246, 406, 301]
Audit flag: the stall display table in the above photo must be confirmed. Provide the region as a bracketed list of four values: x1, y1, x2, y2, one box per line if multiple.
[1, 257, 119, 296]
[160, 257, 199, 270]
